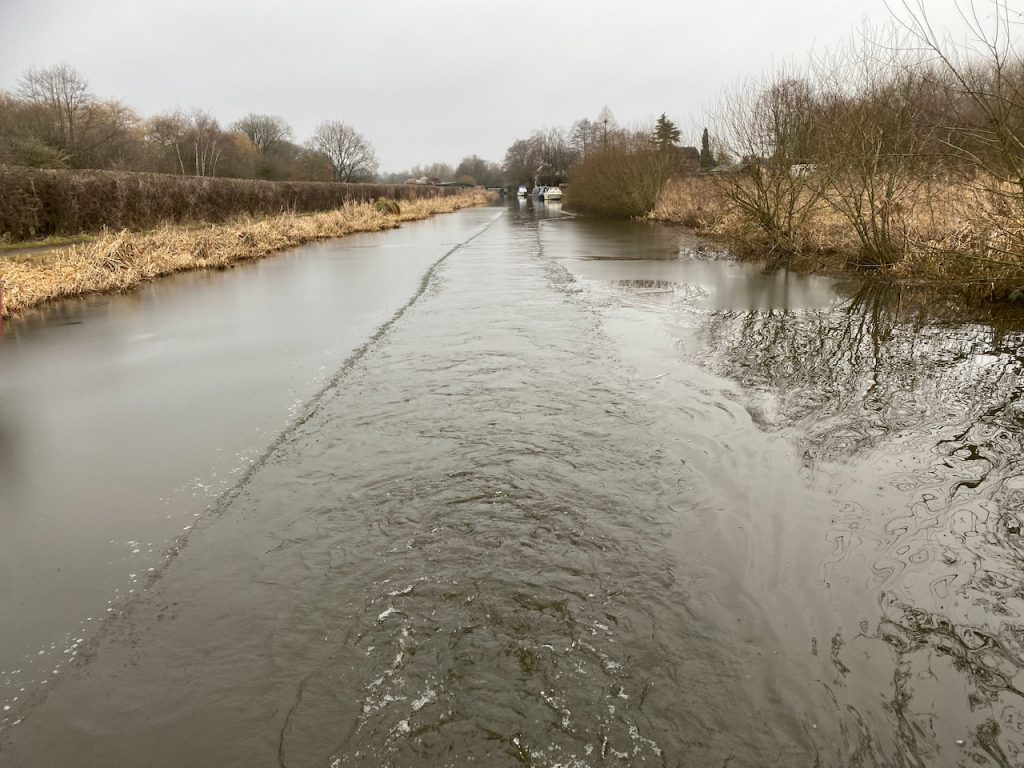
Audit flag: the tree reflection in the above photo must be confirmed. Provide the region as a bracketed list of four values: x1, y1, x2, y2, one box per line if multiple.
[698, 284, 1024, 765]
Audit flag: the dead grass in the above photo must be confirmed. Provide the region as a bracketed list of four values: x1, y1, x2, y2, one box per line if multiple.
[0, 191, 489, 317]
[0, 166, 472, 241]
[654, 175, 1024, 300]
[0, 234, 96, 253]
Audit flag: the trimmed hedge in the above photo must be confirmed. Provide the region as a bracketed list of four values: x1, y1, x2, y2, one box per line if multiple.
[0, 166, 458, 240]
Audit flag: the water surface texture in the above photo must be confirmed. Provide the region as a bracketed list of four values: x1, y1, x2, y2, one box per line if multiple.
[3, 204, 1024, 767]
[0, 209, 498, 685]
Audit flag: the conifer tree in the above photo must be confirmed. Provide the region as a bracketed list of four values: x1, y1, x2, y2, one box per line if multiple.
[700, 127, 715, 170]
[653, 113, 680, 150]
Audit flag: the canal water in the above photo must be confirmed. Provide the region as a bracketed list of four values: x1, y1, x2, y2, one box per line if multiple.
[2, 202, 1023, 766]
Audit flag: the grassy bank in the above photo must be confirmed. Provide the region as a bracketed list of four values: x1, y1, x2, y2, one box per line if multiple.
[652, 175, 1024, 302]
[0, 191, 489, 318]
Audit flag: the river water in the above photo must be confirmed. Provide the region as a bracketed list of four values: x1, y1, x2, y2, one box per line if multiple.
[2, 201, 1023, 766]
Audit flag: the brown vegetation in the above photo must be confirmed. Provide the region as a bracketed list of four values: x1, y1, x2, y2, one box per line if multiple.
[1, 64, 505, 188]
[654, 174, 1024, 300]
[502, 107, 697, 211]
[565, 136, 681, 218]
[0, 65, 382, 183]
[0, 191, 489, 317]
[0, 165, 464, 241]
[650, 1, 1024, 301]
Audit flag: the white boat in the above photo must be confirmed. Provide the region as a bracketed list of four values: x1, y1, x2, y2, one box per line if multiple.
[542, 186, 563, 201]
[517, 185, 528, 197]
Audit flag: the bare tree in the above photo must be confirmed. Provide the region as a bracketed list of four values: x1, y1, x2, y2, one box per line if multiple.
[16, 63, 92, 160]
[503, 138, 540, 186]
[183, 109, 224, 177]
[75, 100, 140, 169]
[569, 118, 601, 158]
[813, 34, 935, 265]
[883, 0, 1024, 268]
[597, 106, 616, 146]
[143, 112, 189, 174]
[454, 154, 503, 187]
[887, 0, 1024, 198]
[230, 113, 292, 154]
[409, 162, 455, 182]
[140, 109, 223, 176]
[306, 121, 378, 182]
[533, 127, 575, 183]
[709, 69, 824, 253]
[0, 89, 70, 166]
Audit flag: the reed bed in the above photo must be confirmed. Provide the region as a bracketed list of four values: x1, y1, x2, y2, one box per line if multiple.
[653, 176, 1024, 300]
[0, 191, 488, 317]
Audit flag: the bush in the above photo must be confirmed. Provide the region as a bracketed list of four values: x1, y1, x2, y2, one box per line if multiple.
[374, 198, 402, 216]
[565, 138, 678, 218]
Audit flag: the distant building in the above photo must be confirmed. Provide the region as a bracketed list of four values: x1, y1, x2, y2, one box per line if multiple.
[678, 147, 700, 175]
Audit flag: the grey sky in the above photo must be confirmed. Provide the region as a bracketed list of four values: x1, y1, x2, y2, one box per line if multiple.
[0, 0, 971, 172]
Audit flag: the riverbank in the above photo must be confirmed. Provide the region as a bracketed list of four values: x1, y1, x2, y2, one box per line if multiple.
[652, 176, 1024, 303]
[0, 191, 489, 317]
[0, 166, 470, 241]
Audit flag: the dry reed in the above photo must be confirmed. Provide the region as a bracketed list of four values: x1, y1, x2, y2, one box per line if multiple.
[0, 166, 468, 241]
[653, 175, 1024, 299]
[0, 191, 489, 317]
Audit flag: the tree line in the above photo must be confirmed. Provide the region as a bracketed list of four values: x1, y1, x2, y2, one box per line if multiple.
[0, 64, 379, 182]
[502, 107, 621, 188]
[0, 64, 507, 188]
[697, 0, 1024, 266]
[502, 107, 700, 216]
[516, 0, 1024, 280]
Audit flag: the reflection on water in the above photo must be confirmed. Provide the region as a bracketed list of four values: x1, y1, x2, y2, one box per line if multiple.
[543, 217, 847, 312]
[535, 211, 1024, 764]
[0, 209, 502, 706]
[693, 284, 1024, 766]
[4, 204, 1024, 766]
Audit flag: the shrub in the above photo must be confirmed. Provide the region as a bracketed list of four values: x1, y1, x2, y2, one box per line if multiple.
[374, 198, 401, 216]
[565, 137, 678, 218]
[0, 166, 455, 240]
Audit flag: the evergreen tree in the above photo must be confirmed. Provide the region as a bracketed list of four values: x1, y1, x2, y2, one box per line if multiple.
[700, 127, 715, 170]
[653, 113, 680, 150]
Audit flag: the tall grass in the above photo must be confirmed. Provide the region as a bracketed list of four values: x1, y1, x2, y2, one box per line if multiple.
[0, 191, 489, 317]
[0, 166, 463, 242]
[655, 175, 1024, 298]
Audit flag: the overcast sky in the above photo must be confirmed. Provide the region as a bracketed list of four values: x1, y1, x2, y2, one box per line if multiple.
[0, 0, 974, 172]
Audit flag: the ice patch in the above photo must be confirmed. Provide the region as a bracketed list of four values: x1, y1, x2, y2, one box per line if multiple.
[411, 688, 437, 712]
